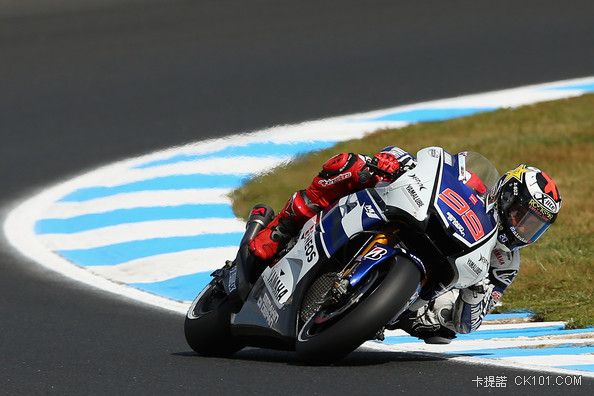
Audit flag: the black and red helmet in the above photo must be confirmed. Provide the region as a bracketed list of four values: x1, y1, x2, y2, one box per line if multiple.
[495, 164, 562, 251]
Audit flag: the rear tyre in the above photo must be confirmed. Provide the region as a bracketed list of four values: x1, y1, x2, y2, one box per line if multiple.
[184, 284, 244, 357]
[295, 256, 421, 363]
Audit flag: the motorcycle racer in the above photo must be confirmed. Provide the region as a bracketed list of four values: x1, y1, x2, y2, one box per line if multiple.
[248, 147, 562, 343]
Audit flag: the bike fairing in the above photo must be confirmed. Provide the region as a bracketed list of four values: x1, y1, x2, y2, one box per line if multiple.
[262, 147, 507, 337]
[376, 148, 499, 287]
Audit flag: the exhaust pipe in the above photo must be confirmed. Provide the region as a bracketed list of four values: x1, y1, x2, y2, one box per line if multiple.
[240, 204, 275, 247]
[234, 204, 275, 299]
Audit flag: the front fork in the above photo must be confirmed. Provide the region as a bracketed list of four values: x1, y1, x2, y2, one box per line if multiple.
[329, 230, 425, 302]
[335, 231, 427, 325]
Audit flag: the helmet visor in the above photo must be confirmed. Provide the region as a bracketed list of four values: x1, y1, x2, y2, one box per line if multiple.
[507, 200, 552, 244]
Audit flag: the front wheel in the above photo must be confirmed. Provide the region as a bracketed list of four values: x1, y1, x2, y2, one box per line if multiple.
[184, 283, 244, 357]
[295, 256, 421, 363]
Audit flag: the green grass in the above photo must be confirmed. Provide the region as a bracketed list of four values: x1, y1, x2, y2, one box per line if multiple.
[231, 94, 594, 328]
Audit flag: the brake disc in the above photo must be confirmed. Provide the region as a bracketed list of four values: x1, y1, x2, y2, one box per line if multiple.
[299, 272, 337, 323]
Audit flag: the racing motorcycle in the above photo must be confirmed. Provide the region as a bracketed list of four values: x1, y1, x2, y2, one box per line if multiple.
[184, 147, 500, 363]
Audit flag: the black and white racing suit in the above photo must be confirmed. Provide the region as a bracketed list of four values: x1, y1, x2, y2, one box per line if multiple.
[401, 245, 520, 339]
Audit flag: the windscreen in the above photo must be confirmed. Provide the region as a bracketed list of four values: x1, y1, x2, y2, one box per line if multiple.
[463, 151, 500, 201]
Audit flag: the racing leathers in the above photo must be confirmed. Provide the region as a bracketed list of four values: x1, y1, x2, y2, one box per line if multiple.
[394, 247, 519, 343]
[248, 146, 519, 343]
[248, 147, 414, 261]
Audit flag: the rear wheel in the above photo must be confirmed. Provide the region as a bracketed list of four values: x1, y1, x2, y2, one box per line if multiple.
[295, 256, 421, 363]
[184, 283, 244, 357]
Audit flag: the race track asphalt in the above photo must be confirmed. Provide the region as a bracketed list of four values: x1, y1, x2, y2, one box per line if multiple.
[1, 1, 593, 394]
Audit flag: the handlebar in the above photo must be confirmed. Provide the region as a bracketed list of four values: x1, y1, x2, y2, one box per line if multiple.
[365, 157, 398, 180]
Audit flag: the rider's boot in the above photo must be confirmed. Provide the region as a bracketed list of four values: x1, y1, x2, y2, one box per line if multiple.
[212, 205, 275, 307]
[248, 190, 320, 263]
[388, 306, 457, 345]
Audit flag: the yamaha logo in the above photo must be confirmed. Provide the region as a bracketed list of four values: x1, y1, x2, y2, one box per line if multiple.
[266, 269, 289, 302]
[405, 185, 424, 207]
[364, 204, 380, 219]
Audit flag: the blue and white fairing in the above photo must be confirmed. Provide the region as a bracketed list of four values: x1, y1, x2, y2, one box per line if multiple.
[435, 151, 498, 247]
[376, 147, 499, 288]
[259, 189, 389, 309]
[261, 147, 499, 313]
[318, 189, 387, 257]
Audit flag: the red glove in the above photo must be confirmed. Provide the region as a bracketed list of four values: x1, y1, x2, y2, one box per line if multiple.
[374, 152, 400, 176]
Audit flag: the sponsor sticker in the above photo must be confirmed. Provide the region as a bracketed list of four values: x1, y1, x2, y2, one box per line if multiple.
[502, 164, 528, 184]
[303, 227, 317, 263]
[364, 246, 388, 261]
[528, 198, 554, 220]
[227, 266, 237, 293]
[257, 294, 279, 327]
[446, 211, 466, 237]
[407, 173, 427, 190]
[478, 254, 489, 266]
[265, 268, 290, 304]
[534, 192, 557, 213]
[405, 185, 424, 207]
[318, 172, 352, 187]
[466, 258, 482, 275]
[364, 204, 380, 219]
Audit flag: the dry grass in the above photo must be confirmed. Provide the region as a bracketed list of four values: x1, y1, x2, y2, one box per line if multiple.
[231, 94, 594, 327]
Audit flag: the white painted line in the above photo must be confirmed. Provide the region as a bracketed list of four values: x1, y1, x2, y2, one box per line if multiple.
[469, 322, 568, 331]
[345, 75, 594, 120]
[362, 342, 594, 378]
[355, 86, 580, 115]
[39, 218, 246, 250]
[499, 355, 594, 367]
[68, 156, 289, 188]
[111, 123, 402, 170]
[87, 247, 238, 283]
[41, 189, 234, 219]
[380, 337, 594, 353]
[383, 322, 568, 337]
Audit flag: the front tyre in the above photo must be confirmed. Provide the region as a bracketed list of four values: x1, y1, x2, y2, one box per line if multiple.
[184, 283, 243, 357]
[295, 256, 421, 363]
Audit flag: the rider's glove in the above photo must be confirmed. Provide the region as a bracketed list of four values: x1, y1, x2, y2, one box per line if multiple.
[372, 152, 400, 181]
[374, 152, 400, 174]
